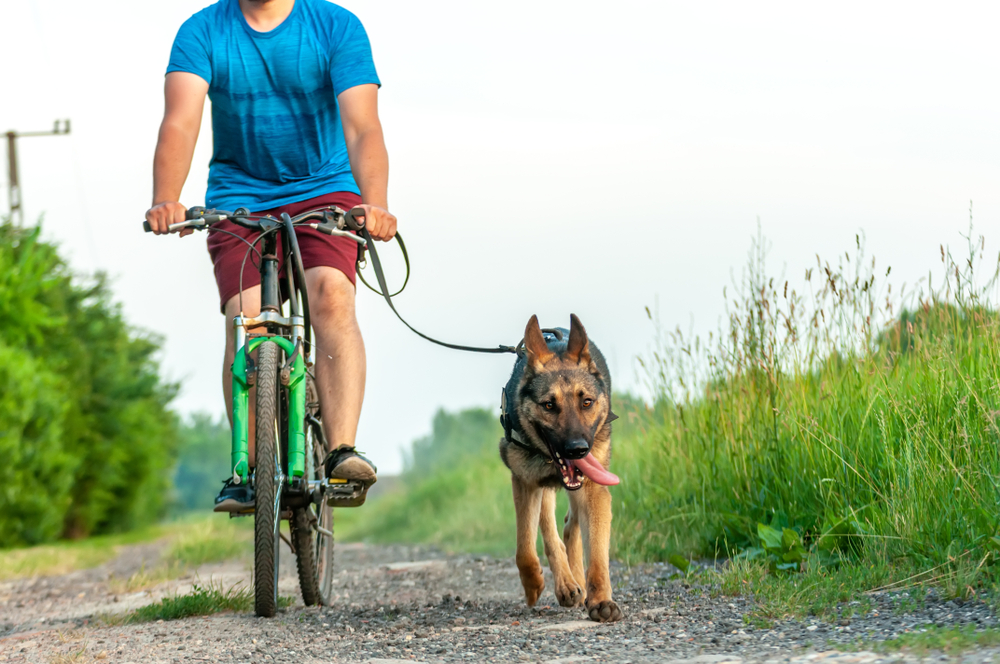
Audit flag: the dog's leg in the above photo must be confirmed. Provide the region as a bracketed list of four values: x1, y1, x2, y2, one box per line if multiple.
[563, 499, 586, 593]
[540, 488, 583, 607]
[575, 482, 623, 622]
[512, 475, 545, 606]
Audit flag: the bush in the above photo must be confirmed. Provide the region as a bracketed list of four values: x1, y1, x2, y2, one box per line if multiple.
[0, 221, 178, 546]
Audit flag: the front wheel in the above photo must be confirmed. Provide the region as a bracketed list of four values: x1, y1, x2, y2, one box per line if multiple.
[253, 341, 282, 618]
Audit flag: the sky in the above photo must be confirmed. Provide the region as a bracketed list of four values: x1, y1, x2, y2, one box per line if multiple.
[3, 1, 999, 473]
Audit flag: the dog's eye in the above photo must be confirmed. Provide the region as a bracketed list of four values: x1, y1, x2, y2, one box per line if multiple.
[543, 401, 555, 411]
[582, 398, 594, 409]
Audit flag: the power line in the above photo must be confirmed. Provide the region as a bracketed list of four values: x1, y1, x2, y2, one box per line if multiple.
[5, 119, 71, 225]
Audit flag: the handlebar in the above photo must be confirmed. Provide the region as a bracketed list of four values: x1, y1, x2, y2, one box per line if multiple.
[142, 205, 367, 245]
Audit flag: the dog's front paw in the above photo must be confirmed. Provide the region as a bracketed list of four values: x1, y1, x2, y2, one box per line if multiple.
[587, 599, 623, 622]
[519, 567, 545, 607]
[555, 578, 584, 607]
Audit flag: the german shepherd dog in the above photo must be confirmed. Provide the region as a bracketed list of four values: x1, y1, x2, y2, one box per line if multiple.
[499, 314, 623, 622]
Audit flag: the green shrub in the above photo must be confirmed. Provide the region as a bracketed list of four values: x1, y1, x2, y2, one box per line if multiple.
[0, 221, 178, 545]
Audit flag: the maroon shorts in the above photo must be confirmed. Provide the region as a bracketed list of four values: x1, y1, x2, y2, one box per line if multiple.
[207, 191, 362, 312]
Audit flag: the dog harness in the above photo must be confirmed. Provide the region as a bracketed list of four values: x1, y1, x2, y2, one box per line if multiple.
[500, 386, 538, 454]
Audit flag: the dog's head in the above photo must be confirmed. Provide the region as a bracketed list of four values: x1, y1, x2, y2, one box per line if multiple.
[517, 314, 618, 489]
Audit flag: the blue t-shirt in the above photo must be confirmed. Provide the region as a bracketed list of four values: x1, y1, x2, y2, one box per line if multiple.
[166, 0, 380, 210]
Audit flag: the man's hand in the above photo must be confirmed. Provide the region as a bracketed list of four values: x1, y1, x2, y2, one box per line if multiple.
[145, 201, 193, 237]
[353, 204, 397, 241]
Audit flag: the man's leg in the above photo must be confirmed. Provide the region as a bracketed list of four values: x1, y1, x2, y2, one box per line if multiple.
[305, 266, 375, 485]
[214, 286, 262, 512]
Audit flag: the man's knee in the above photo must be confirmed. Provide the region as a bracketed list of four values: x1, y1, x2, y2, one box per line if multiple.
[307, 268, 357, 327]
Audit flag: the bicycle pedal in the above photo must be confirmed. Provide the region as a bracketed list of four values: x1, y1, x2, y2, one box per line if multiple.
[325, 480, 367, 503]
[229, 508, 255, 518]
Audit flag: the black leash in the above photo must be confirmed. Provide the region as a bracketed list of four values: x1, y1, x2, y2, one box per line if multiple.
[358, 227, 518, 355]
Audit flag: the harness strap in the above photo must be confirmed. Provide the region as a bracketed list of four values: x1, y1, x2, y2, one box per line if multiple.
[359, 228, 518, 354]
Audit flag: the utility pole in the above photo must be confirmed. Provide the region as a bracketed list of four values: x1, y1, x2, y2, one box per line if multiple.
[5, 119, 71, 226]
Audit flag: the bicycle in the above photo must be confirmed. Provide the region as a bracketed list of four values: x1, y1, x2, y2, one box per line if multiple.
[144, 205, 370, 617]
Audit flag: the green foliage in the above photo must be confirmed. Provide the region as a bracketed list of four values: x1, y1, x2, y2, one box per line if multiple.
[102, 580, 291, 624]
[754, 523, 808, 574]
[349, 224, 1000, 605]
[340, 445, 520, 555]
[340, 407, 528, 554]
[613, 225, 1000, 590]
[403, 407, 500, 475]
[172, 413, 232, 512]
[0, 220, 178, 546]
[874, 625, 1000, 655]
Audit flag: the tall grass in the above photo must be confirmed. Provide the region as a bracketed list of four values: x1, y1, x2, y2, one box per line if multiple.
[346, 224, 1000, 597]
[614, 224, 1000, 581]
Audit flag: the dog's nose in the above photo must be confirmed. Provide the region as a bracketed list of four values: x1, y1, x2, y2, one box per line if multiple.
[563, 439, 590, 460]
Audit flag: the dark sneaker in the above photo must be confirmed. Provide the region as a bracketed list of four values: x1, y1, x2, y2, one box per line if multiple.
[213, 477, 255, 513]
[323, 447, 377, 507]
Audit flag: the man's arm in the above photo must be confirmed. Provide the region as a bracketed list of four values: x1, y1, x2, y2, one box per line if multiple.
[338, 83, 396, 241]
[145, 72, 209, 236]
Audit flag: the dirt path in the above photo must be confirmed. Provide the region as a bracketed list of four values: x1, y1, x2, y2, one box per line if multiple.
[1, 537, 997, 663]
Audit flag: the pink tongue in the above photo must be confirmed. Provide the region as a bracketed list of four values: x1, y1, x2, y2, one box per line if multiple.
[573, 453, 620, 486]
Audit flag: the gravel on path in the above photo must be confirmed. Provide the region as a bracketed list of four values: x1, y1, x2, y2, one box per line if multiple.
[1, 538, 998, 663]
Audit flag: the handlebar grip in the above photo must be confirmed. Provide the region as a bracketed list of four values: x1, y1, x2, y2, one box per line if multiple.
[143, 221, 152, 233]
[346, 207, 366, 231]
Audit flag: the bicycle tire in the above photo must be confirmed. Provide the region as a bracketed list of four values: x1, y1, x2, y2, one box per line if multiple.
[291, 377, 334, 605]
[254, 341, 282, 618]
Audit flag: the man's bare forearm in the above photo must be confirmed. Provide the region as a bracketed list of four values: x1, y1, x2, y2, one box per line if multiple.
[152, 121, 199, 205]
[346, 127, 389, 209]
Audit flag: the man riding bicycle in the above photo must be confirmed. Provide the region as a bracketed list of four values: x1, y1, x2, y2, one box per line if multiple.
[145, 0, 392, 510]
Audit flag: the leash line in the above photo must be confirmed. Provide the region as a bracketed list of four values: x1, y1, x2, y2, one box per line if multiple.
[359, 227, 518, 355]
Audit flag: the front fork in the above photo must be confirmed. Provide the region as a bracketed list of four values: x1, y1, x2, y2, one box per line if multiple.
[230, 315, 307, 484]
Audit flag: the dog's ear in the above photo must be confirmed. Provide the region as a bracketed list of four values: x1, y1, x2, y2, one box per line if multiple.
[565, 313, 591, 365]
[523, 315, 555, 372]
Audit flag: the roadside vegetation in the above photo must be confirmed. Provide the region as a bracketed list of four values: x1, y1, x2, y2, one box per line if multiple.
[100, 580, 292, 625]
[0, 513, 250, 582]
[344, 222, 1000, 616]
[0, 220, 178, 546]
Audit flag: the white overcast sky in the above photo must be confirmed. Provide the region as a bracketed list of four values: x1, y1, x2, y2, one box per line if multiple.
[3, 1, 999, 473]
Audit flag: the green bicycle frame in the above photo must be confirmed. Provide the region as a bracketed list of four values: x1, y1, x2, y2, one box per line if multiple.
[230, 335, 307, 483]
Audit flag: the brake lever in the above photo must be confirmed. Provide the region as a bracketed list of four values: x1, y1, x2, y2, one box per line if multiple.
[311, 223, 367, 246]
[167, 218, 213, 233]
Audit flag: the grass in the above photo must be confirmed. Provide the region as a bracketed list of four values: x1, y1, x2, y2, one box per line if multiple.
[107, 515, 253, 592]
[874, 625, 1000, 654]
[338, 448, 519, 556]
[101, 580, 293, 624]
[343, 224, 1000, 626]
[1, 513, 251, 583]
[0, 524, 167, 580]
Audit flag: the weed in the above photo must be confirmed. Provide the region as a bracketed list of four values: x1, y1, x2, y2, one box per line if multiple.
[874, 625, 1000, 654]
[101, 581, 293, 624]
